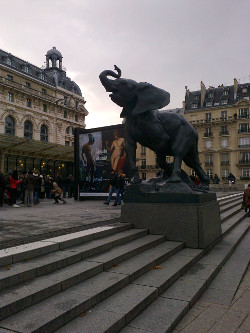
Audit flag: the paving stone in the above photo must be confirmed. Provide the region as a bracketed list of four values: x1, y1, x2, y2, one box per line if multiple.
[128, 297, 189, 333]
[0, 291, 92, 333]
[56, 308, 125, 333]
[120, 327, 150, 333]
[161, 276, 207, 306]
[208, 310, 247, 333]
[200, 288, 235, 305]
[209, 272, 244, 291]
[69, 271, 129, 305]
[99, 283, 158, 323]
[230, 290, 250, 314]
[236, 314, 250, 332]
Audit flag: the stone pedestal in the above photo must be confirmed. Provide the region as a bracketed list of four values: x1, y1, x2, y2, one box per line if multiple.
[121, 189, 222, 249]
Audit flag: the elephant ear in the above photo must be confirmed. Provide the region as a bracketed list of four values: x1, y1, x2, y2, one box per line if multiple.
[132, 82, 170, 116]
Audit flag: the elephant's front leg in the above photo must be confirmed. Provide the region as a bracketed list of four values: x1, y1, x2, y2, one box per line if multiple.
[170, 155, 183, 183]
[125, 137, 141, 184]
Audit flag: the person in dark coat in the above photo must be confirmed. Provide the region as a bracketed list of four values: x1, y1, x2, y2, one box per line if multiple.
[0, 170, 7, 207]
[243, 184, 250, 216]
[113, 170, 125, 206]
[103, 169, 118, 205]
[23, 170, 35, 207]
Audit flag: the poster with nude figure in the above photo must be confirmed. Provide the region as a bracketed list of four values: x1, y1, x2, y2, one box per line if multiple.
[75, 124, 130, 198]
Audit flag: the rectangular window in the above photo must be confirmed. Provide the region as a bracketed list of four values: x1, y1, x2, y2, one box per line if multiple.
[206, 101, 213, 107]
[141, 146, 146, 155]
[39, 73, 45, 80]
[26, 82, 30, 88]
[6, 58, 12, 66]
[208, 92, 214, 98]
[75, 114, 78, 122]
[221, 110, 227, 120]
[239, 123, 249, 133]
[24, 66, 29, 73]
[141, 159, 146, 168]
[222, 90, 228, 96]
[242, 87, 248, 93]
[241, 168, 250, 178]
[65, 141, 70, 146]
[221, 99, 228, 105]
[205, 113, 211, 122]
[42, 104, 47, 112]
[205, 140, 212, 149]
[205, 154, 213, 165]
[220, 126, 228, 135]
[206, 169, 213, 178]
[42, 88, 46, 94]
[205, 127, 212, 137]
[142, 172, 146, 180]
[191, 103, 198, 109]
[221, 139, 228, 148]
[7, 75, 13, 81]
[239, 108, 249, 118]
[222, 169, 229, 179]
[64, 111, 67, 118]
[239, 137, 250, 148]
[26, 98, 31, 107]
[8, 92, 13, 102]
[240, 152, 250, 163]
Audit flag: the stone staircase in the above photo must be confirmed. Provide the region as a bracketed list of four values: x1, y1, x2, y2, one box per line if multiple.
[0, 193, 248, 333]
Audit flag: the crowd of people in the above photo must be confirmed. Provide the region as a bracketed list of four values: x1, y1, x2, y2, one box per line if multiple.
[0, 170, 75, 208]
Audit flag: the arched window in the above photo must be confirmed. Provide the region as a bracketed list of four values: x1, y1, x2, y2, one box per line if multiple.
[5, 116, 15, 136]
[40, 124, 48, 142]
[24, 120, 33, 139]
[66, 126, 70, 134]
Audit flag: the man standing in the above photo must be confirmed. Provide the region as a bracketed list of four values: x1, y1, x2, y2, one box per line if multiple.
[23, 170, 35, 207]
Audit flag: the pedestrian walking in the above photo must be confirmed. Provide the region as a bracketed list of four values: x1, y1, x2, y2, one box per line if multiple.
[113, 170, 125, 206]
[103, 169, 118, 205]
[51, 180, 66, 204]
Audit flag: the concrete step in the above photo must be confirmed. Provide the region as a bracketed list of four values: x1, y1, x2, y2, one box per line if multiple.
[0, 222, 132, 267]
[0, 228, 148, 290]
[0, 238, 183, 332]
[118, 219, 249, 333]
[217, 193, 242, 206]
[220, 203, 242, 222]
[221, 209, 247, 236]
[0, 240, 183, 321]
[219, 198, 242, 214]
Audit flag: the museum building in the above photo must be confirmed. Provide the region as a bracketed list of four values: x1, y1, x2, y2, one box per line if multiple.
[0, 47, 88, 175]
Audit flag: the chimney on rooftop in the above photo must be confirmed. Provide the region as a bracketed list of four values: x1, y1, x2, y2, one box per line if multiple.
[234, 78, 238, 100]
[200, 81, 206, 108]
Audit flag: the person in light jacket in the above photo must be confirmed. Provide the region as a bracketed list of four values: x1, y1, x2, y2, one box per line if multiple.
[51, 180, 66, 204]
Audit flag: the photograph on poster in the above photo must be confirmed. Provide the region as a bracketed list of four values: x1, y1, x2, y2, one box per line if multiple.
[78, 125, 130, 195]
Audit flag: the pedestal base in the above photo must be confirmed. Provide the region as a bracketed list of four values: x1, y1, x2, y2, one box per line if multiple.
[121, 191, 222, 249]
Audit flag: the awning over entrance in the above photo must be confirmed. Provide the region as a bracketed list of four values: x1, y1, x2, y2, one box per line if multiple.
[0, 134, 74, 161]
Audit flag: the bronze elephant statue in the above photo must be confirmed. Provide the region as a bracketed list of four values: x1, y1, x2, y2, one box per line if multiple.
[100, 66, 209, 187]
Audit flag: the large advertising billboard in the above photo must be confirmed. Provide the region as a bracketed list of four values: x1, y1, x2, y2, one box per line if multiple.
[74, 124, 130, 199]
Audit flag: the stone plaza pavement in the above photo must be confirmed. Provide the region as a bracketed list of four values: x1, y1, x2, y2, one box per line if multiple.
[0, 197, 121, 247]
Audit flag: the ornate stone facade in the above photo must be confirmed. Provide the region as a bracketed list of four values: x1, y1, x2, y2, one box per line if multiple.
[0, 47, 88, 174]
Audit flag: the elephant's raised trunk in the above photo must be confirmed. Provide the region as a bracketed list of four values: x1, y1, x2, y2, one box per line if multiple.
[99, 65, 121, 92]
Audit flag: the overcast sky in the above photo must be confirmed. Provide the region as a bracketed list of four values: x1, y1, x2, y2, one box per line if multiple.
[0, 0, 249, 128]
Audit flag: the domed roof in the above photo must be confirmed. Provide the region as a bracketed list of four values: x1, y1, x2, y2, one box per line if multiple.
[46, 47, 62, 58]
